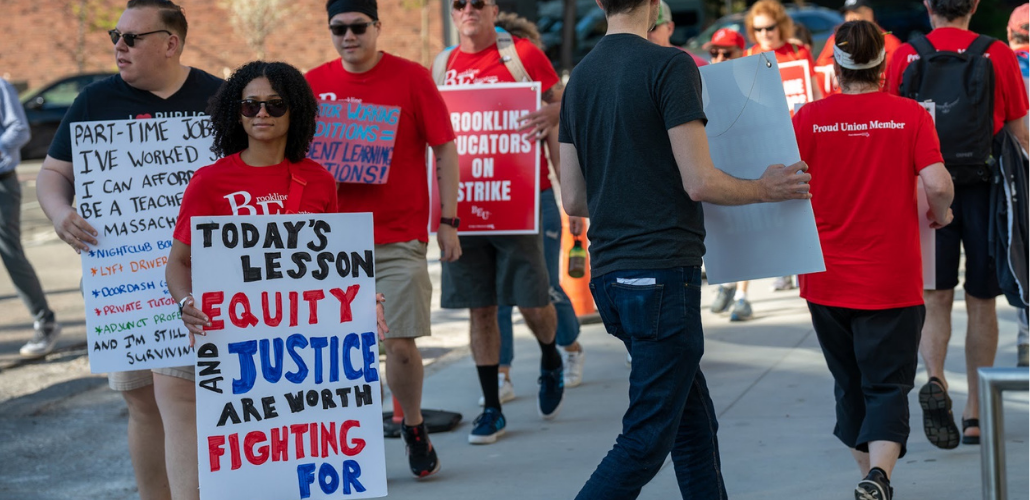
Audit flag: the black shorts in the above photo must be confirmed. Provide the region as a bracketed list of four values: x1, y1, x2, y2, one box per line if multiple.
[808, 302, 925, 457]
[440, 233, 550, 309]
[935, 182, 1002, 299]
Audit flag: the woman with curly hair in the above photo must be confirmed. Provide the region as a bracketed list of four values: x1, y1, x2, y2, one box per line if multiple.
[162, 61, 339, 499]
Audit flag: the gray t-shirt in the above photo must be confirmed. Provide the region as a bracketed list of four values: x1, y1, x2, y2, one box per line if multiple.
[558, 34, 707, 277]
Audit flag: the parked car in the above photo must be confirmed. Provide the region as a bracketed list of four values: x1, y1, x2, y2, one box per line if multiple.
[19, 72, 115, 160]
[685, 6, 843, 62]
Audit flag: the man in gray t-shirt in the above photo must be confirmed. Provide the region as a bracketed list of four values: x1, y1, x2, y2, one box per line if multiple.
[558, 1, 811, 497]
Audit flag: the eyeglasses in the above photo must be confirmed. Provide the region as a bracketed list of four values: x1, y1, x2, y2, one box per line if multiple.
[753, 24, 778, 33]
[452, 0, 490, 10]
[710, 49, 735, 58]
[329, 22, 375, 36]
[240, 99, 288, 118]
[108, 29, 171, 47]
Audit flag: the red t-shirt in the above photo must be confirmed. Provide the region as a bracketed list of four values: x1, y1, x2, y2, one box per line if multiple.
[305, 52, 456, 245]
[173, 153, 338, 245]
[814, 32, 903, 97]
[676, 46, 709, 67]
[885, 27, 1029, 134]
[441, 35, 559, 192]
[793, 92, 943, 309]
[747, 42, 819, 82]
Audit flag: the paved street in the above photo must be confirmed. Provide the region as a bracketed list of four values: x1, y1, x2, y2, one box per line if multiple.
[0, 162, 1027, 499]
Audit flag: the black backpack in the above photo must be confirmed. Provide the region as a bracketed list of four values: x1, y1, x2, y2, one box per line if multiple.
[900, 35, 996, 185]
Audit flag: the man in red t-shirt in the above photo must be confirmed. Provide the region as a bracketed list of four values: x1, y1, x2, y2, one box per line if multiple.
[814, 0, 903, 97]
[433, 0, 565, 445]
[885, 0, 1030, 449]
[304, 0, 461, 478]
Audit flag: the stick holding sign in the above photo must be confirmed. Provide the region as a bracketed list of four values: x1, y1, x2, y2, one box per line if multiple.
[191, 213, 386, 500]
[73, 117, 216, 373]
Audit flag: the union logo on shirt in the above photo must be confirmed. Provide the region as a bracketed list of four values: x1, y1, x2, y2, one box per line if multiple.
[445, 68, 499, 86]
[224, 191, 287, 215]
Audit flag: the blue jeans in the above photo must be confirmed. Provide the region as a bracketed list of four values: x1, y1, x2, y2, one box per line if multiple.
[497, 189, 580, 364]
[577, 266, 726, 500]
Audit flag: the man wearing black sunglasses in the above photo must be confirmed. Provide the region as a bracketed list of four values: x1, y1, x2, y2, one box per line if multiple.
[432, 0, 567, 447]
[306, 0, 461, 479]
[35, 1, 222, 499]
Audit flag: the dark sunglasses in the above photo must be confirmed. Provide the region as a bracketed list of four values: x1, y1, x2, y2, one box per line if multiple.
[329, 21, 375, 36]
[452, 0, 490, 10]
[753, 24, 778, 33]
[108, 29, 171, 47]
[240, 99, 288, 118]
[710, 49, 734, 58]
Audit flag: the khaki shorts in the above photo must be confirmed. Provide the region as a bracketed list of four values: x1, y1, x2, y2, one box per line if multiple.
[107, 366, 194, 391]
[375, 240, 433, 339]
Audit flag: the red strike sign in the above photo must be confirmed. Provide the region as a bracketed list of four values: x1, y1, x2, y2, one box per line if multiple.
[779, 59, 814, 116]
[430, 83, 540, 235]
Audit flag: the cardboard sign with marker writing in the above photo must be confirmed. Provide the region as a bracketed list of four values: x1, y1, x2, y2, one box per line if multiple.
[73, 117, 216, 373]
[308, 100, 400, 184]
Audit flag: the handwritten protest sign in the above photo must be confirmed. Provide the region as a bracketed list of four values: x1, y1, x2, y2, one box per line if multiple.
[308, 100, 400, 184]
[191, 213, 386, 500]
[779, 59, 814, 116]
[73, 117, 216, 373]
[698, 54, 825, 284]
[429, 83, 540, 234]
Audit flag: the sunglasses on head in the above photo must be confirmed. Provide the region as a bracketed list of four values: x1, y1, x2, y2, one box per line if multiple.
[108, 29, 171, 47]
[710, 48, 734, 58]
[452, 0, 490, 10]
[329, 21, 375, 36]
[753, 24, 778, 33]
[240, 99, 288, 118]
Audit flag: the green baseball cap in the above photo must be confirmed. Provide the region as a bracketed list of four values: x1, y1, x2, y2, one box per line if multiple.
[656, 0, 672, 26]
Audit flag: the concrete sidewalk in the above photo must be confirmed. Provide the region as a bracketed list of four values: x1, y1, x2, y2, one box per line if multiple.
[377, 285, 1029, 499]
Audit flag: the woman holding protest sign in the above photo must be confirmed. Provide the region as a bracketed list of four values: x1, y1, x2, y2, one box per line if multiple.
[792, 21, 953, 500]
[744, 0, 820, 97]
[164, 61, 386, 499]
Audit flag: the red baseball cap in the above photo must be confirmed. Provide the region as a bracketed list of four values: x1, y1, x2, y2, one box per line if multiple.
[705, 28, 745, 50]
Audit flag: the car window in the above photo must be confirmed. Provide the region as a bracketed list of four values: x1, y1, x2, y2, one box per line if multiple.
[792, 13, 835, 33]
[39, 81, 80, 109]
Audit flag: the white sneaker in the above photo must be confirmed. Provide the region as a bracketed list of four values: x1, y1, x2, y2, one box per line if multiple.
[478, 374, 516, 406]
[563, 349, 585, 387]
[20, 321, 62, 358]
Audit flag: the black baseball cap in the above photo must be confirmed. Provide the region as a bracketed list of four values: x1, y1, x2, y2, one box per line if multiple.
[841, 0, 874, 12]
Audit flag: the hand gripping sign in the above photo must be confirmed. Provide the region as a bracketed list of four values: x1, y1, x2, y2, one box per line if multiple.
[73, 117, 216, 373]
[430, 83, 541, 234]
[191, 213, 386, 500]
[308, 100, 401, 184]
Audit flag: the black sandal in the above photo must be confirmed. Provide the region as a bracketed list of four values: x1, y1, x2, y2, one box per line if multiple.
[919, 377, 961, 449]
[962, 418, 980, 445]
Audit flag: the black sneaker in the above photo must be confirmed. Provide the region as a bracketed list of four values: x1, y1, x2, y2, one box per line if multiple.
[855, 468, 892, 500]
[401, 422, 440, 478]
[538, 366, 564, 420]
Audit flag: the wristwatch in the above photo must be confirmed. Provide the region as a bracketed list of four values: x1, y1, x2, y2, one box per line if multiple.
[440, 217, 461, 229]
[178, 295, 191, 314]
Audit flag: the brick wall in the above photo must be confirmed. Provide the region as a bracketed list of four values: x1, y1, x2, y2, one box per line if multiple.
[1, 0, 448, 90]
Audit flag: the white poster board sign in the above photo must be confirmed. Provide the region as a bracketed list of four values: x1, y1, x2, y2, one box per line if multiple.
[191, 213, 386, 500]
[698, 54, 825, 284]
[73, 117, 215, 373]
[918, 101, 937, 290]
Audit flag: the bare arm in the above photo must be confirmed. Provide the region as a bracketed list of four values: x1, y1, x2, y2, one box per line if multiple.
[1005, 118, 1029, 155]
[547, 129, 584, 235]
[431, 141, 462, 262]
[918, 162, 955, 229]
[669, 120, 812, 205]
[166, 239, 209, 347]
[559, 142, 588, 217]
[36, 155, 98, 252]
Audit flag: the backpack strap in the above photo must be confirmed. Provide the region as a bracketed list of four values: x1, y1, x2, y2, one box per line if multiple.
[965, 35, 995, 59]
[900, 35, 935, 98]
[284, 164, 307, 215]
[431, 47, 456, 85]
[496, 29, 532, 83]
[909, 35, 936, 58]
